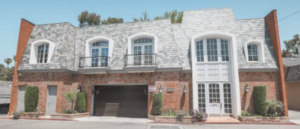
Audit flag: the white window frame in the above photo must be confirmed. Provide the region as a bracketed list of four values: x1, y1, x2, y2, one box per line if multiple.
[244, 40, 265, 62]
[85, 36, 114, 58]
[29, 39, 55, 64]
[127, 32, 158, 55]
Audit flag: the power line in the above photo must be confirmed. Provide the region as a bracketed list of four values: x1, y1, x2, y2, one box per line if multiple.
[279, 9, 300, 22]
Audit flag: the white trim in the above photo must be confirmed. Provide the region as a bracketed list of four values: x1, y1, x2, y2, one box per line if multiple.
[127, 32, 158, 55]
[29, 39, 56, 64]
[244, 40, 265, 62]
[85, 36, 114, 58]
[191, 32, 241, 118]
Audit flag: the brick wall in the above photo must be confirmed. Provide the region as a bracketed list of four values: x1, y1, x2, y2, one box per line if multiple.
[9, 19, 34, 115]
[239, 72, 280, 113]
[11, 72, 192, 115]
[265, 10, 289, 116]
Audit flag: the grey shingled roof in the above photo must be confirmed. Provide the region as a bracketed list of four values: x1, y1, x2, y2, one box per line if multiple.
[18, 8, 278, 71]
[283, 57, 300, 67]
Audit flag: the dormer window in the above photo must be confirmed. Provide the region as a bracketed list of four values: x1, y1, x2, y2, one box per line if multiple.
[37, 44, 49, 63]
[247, 44, 258, 61]
[91, 41, 109, 67]
[29, 39, 55, 64]
[244, 41, 264, 62]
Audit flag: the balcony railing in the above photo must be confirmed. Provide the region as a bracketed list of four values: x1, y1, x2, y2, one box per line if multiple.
[79, 56, 110, 68]
[124, 53, 156, 66]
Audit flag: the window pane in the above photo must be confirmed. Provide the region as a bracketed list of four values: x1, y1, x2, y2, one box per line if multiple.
[198, 84, 206, 112]
[196, 40, 204, 62]
[221, 40, 229, 61]
[223, 83, 232, 113]
[207, 39, 218, 62]
[248, 44, 259, 61]
[209, 84, 220, 103]
[133, 38, 153, 44]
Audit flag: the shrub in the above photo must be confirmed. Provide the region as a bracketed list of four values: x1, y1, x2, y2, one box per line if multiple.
[63, 90, 77, 113]
[76, 92, 87, 113]
[190, 108, 207, 122]
[24, 86, 39, 112]
[253, 86, 267, 115]
[13, 112, 20, 120]
[161, 109, 176, 116]
[241, 111, 252, 116]
[151, 93, 162, 115]
[267, 100, 284, 116]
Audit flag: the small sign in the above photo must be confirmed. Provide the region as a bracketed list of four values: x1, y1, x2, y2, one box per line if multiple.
[148, 85, 156, 92]
[167, 88, 174, 93]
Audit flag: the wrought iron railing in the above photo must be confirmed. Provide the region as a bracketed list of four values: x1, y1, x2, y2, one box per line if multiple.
[124, 53, 156, 66]
[79, 56, 110, 68]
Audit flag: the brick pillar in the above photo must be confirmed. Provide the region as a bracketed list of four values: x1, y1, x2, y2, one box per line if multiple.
[8, 19, 34, 115]
[265, 10, 289, 116]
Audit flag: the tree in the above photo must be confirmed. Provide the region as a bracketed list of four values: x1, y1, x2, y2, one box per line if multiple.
[78, 11, 101, 27]
[283, 34, 300, 57]
[4, 58, 12, 68]
[102, 17, 124, 25]
[63, 90, 77, 113]
[154, 10, 184, 23]
[133, 11, 150, 22]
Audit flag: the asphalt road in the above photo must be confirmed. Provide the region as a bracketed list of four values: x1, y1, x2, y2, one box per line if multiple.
[0, 119, 299, 129]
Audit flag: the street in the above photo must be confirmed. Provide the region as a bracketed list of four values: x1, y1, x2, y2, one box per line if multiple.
[0, 119, 299, 129]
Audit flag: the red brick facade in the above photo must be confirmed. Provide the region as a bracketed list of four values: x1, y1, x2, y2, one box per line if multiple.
[239, 72, 280, 113]
[265, 10, 289, 116]
[9, 19, 34, 115]
[10, 72, 192, 115]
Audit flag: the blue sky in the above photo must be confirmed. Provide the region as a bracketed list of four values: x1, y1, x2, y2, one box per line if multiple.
[0, 0, 299, 66]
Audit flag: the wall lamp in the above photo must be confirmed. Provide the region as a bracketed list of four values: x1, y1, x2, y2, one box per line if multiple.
[245, 84, 250, 93]
[159, 85, 163, 93]
[183, 85, 187, 93]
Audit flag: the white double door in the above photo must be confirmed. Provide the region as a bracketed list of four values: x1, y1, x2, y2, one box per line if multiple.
[133, 45, 153, 65]
[91, 47, 108, 67]
[198, 83, 232, 115]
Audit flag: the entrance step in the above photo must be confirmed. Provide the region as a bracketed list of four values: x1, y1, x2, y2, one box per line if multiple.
[206, 117, 240, 123]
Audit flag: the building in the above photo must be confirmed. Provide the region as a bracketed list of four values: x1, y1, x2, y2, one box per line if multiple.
[283, 46, 300, 111]
[9, 8, 288, 118]
[0, 81, 12, 114]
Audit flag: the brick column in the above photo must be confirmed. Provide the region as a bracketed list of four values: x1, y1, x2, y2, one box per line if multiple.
[8, 19, 34, 115]
[265, 10, 289, 116]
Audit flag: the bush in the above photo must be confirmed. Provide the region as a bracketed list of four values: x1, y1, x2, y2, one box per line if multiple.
[63, 90, 77, 113]
[161, 109, 176, 116]
[267, 100, 284, 116]
[24, 86, 39, 112]
[13, 112, 20, 120]
[241, 111, 252, 116]
[151, 93, 162, 115]
[76, 92, 87, 113]
[190, 108, 207, 122]
[253, 86, 267, 115]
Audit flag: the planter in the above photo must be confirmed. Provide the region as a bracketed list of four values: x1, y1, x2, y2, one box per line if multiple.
[20, 112, 45, 119]
[149, 115, 193, 123]
[51, 112, 89, 119]
[238, 116, 290, 123]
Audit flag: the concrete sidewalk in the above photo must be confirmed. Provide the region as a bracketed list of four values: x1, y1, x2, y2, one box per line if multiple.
[75, 116, 154, 123]
[289, 110, 300, 125]
[0, 119, 299, 129]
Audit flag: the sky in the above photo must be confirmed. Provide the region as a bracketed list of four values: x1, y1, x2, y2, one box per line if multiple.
[0, 0, 299, 66]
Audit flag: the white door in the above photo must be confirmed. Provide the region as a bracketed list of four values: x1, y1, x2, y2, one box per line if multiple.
[46, 86, 57, 115]
[17, 86, 25, 112]
[207, 83, 222, 115]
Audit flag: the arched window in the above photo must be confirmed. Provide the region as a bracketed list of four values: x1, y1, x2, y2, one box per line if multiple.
[247, 44, 258, 61]
[244, 40, 264, 62]
[90, 41, 109, 67]
[195, 38, 230, 62]
[37, 44, 49, 63]
[29, 39, 55, 64]
[126, 33, 158, 66]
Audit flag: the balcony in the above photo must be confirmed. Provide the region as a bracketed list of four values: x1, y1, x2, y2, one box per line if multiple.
[124, 53, 157, 72]
[78, 56, 110, 73]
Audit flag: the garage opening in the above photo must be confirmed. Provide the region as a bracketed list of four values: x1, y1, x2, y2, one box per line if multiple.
[93, 85, 148, 118]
